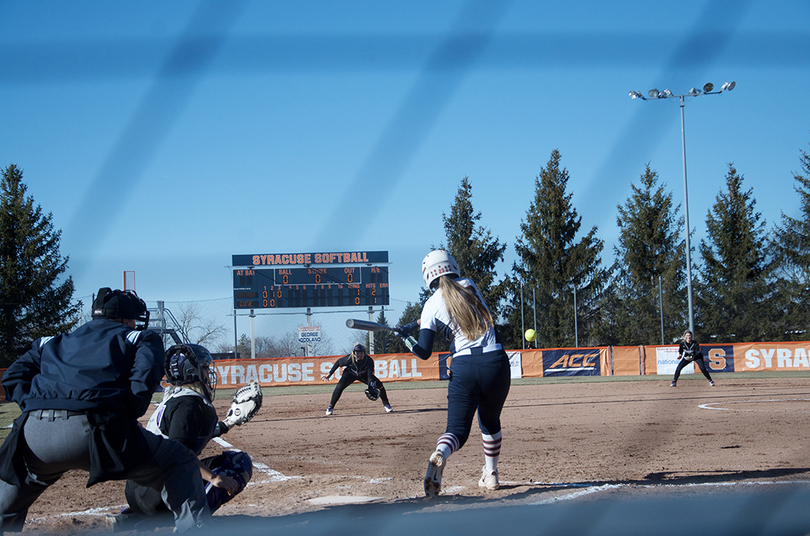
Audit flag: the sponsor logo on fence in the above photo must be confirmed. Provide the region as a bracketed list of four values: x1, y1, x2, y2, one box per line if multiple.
[543, 349, 600, 376]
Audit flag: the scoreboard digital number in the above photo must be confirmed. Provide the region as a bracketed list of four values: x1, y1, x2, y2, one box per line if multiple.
[233, 266, 389, 309]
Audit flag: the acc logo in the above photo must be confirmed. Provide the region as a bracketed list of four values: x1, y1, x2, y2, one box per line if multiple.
[542, 349, 600, 376]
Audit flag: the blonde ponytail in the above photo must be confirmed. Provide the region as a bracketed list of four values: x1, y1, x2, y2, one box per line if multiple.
[437, 277, 493, 340]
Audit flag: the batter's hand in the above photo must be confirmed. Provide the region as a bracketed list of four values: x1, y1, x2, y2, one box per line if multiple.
[321, 374, 330, 381]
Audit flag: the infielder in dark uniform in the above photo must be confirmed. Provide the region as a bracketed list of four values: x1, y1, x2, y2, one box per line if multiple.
[0, 288, 209, 532]
[396, 250, 511, 497]
[321, 343, 393, 415]
[671, 329, 715, 387]
[109, 343, 260, 531]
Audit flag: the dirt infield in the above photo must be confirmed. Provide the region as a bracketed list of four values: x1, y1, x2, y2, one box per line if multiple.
[9, 375, 810, 533]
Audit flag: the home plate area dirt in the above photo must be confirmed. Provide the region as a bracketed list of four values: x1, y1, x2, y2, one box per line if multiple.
[16, 377, 810, 534]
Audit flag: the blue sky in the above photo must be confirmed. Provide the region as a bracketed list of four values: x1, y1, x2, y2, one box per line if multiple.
[1, 1, 808, 352]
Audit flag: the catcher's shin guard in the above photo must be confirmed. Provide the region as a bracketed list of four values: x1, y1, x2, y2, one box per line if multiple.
[203, 451, 253, 512]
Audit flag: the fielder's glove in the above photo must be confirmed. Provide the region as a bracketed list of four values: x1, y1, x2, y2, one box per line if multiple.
[365, 382, 381, 401]
[223, 381, 263, 430]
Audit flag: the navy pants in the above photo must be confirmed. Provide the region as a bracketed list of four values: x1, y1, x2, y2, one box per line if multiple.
[445, 349, 511, 447]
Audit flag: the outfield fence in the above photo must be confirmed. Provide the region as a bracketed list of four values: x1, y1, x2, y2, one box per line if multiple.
[4, 340, 809, 394]
[211, 340, 810, 388]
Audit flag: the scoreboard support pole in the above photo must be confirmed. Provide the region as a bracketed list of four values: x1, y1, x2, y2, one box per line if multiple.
[306, 307, 313, 358]
[250, 309, 256, 359]
[367, 306, 375, 354]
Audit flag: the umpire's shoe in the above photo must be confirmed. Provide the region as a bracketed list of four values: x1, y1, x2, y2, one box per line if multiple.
[424, 451, 445, 497]
[104, 509, 142, 532]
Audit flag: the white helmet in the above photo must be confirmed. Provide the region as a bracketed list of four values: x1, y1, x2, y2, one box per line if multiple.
[422, 250, 460, 289]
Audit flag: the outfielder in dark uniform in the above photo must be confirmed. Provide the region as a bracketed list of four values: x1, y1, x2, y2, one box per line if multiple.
[671, 330, 715, 387]
[108, 343, 259, 531]
[0, 288, 209, 532]
[397, 250, 511, 497]
[321, 343, 392, 415]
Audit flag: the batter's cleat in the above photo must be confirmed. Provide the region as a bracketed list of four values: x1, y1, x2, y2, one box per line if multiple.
[384, 404, 393, 413]
[710, 381, 716, 386]
[670, 381, 677, 387]
[424, 450, 445, 497]
[325, 406, 333, 416]
[479, 467, 500, 490]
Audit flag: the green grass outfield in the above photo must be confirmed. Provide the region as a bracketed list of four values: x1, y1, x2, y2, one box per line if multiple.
[3, 370, 810, 443]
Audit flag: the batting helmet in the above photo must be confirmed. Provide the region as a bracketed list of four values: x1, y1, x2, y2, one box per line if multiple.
[421, 250, 460, 290]
[92, 288, 150, 329]
[165, 343, 218, 400]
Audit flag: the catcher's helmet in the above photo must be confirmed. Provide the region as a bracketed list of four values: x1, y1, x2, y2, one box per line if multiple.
[365, 383, 380, 401]
[421, 250, 460, 290]
[92, 288, 150, 329]
[165, 343, 218, 400]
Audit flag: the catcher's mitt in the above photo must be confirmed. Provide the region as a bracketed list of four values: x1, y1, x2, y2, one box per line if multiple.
[223, 381, 263, 429]
[365, 382, 380, 401]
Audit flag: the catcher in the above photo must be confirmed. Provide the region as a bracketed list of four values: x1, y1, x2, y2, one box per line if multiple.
[107, 344, 263, 530]
[321, 343, 392, 415]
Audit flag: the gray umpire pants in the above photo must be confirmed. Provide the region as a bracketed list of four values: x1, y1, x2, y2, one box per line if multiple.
[0, 409, 209, 533]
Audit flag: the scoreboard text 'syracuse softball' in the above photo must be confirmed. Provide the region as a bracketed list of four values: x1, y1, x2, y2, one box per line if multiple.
[231, 251, 389, 309]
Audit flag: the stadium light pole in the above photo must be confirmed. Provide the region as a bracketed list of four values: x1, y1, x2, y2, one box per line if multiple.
[629, 81, 736, 334]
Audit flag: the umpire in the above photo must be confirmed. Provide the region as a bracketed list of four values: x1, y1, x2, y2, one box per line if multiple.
[0, 288, 210, 532]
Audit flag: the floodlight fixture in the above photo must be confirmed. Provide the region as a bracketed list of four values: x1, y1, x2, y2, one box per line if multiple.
[627, 80, 736, 334]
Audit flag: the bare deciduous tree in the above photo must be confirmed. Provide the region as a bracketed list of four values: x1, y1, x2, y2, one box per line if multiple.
[173, 302, 227, 346]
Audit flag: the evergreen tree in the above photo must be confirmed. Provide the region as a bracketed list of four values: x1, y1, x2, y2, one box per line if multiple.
[697, 163, 772, 342]
[389, 302, 422, 354]
[771, 142, 810, 339]
[613, 163, 687, 344]
[0, 164, 79, 366]
[439, 176, 508, 320]
[507, 150, 608, 348]
[373, 308, 395, 354]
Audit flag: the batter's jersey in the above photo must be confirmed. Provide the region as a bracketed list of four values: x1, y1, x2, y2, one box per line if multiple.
[420, 277, 497, 355]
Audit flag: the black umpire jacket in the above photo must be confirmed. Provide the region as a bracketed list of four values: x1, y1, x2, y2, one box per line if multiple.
[0, 319, 165, 487]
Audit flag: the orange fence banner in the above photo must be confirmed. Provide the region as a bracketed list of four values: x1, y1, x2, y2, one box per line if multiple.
[611, 347, 642, 376]
[213, 354, 441, 388]
[733, 341, 810, 372]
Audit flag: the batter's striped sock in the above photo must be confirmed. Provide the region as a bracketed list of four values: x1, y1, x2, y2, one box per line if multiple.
[436, 433, 460, 460]
[482, 431, 502, 472]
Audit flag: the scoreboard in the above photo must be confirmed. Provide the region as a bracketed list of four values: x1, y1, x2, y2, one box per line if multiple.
[232, 265, 389, 309]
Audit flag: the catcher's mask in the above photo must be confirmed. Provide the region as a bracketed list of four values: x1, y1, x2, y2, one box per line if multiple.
[365, 382, 380, 401]
[92, 287, 150, 330]
[165, 343, 217, 400]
